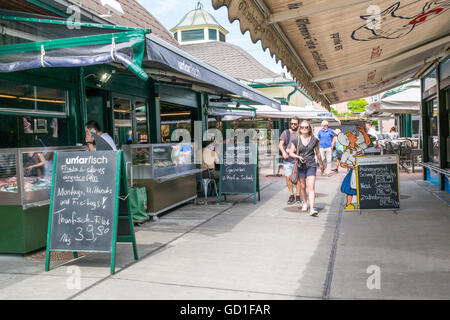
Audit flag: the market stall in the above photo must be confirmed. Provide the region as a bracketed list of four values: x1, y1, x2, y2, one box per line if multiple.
[0, 146, 84, 253]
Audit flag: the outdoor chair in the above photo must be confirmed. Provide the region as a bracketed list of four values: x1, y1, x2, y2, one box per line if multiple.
[197, 168, 218, 204]
[385, 142, 396, 155]
[398, 140, 413, 173]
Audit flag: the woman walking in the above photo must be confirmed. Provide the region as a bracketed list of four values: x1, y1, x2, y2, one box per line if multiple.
[288, 120, 325, 216]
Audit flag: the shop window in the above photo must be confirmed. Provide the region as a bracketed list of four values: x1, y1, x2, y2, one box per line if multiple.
[219, 32, 226, 42]
[0, 115, 68, 148]
[181, 29, 204, 42]
[135, 99, 149, 144]
[412, 118, 420, 138]
[422, 68, 437, 99]
[0, 79, 67, 115]
[86, 87, 106, 134]
[160, 102, 192, 143]
[446, 89, 450, 168]
[427, 98, 439, 164]
[113, 96, 132, 148]
[208, 29, 217, 40]
[440, 56, 450, 82]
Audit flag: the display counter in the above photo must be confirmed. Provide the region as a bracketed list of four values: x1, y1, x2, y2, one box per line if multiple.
[0, 146, 85, 253]
[122, 143, 202, 215]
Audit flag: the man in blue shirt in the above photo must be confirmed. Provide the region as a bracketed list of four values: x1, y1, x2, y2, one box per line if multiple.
[317, 120, 335, 176]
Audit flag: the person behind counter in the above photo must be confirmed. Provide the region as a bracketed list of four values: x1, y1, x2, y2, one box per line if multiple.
[84, 120, 117, 151]
[24, 151, 46, 177]
[201, 139, 220, 180]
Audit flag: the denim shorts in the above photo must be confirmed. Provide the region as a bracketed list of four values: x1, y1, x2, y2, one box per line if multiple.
[283, 161, 294, 177]
[297, 166, 316, 179]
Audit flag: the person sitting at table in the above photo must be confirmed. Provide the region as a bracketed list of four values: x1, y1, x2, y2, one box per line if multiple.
[389, 127, 399, 140]
[202, 140, 220, 180]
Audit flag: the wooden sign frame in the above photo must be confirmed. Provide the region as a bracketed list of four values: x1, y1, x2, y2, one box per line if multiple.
[355, 154, 400, 210]
[45, 150, 138, 275]
[218, 143, 260, 205]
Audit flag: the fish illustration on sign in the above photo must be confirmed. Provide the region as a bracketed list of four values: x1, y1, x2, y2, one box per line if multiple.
[338, 126, 371, 210]
[351, 0, 450, 41]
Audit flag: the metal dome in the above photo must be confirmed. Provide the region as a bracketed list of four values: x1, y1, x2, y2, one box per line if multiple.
[170, 2, 228, 34]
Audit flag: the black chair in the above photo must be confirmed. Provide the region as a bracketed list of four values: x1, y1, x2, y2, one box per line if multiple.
[398, 140, 413, 173]
[385, 142, 396, 155]
[197, 168, 218, 203]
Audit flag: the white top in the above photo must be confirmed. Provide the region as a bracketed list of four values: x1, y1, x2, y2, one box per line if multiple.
[389, 131, 399, 140]
[367, 127, 377, 137]
[100, 133, 117, 151]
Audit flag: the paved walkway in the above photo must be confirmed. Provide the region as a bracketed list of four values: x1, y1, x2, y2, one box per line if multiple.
[0, 171, 449, 299]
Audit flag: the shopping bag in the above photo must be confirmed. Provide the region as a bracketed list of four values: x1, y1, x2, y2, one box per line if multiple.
[128, 186, 148, 221]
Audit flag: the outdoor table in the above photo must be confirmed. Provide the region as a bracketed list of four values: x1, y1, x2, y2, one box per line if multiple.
[260, 154, 282, 177]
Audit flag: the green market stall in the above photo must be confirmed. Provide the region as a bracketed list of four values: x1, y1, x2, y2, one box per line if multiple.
[0, 11, 149, 253]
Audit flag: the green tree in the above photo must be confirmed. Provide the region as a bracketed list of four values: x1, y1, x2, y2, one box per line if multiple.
[347, 98, 368, 114]
[330, 106, 339, 115]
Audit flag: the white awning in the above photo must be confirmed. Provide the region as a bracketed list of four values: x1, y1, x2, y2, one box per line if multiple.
[254, 105, 341, 125]
[363, 81, 421, 118]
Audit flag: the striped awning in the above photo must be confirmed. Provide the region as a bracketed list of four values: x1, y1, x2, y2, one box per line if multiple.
[212, 0, 450, 108]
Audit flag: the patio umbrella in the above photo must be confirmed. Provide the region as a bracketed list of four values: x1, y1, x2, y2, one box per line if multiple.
[363, 81, 420, 117]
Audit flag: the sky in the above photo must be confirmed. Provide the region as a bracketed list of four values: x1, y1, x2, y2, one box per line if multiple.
[136, 0, 288, 76]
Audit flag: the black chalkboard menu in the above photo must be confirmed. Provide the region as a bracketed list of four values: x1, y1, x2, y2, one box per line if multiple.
[45, 150, 137, 274]
[218, 141, 260, 204]
[356, 155, 400, 209]
[48, 151, 119, 251]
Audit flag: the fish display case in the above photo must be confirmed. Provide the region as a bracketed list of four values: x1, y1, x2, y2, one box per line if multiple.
[0, 146, 85, 253]
[122, 143, 202, 215]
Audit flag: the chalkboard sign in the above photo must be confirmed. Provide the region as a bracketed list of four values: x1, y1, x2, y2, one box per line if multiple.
[218, 141, 260, 204]
[45, 150, 137, 274]
[356, 155, 400, 209]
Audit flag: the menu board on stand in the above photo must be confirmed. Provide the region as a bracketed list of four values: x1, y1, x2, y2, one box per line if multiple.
[218, 139, 260, 204]
[45, 150, 138, 274]
[355, 155, 400, 210]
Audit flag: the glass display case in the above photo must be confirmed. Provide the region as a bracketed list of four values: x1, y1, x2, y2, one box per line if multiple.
[0, 146, 85, 208]
[122, 143, 201, 215]
[123, 143, 198, 181]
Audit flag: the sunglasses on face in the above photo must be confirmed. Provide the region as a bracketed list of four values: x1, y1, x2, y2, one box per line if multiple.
[290, 123, 298, 126]
[300, 126, 310, 129]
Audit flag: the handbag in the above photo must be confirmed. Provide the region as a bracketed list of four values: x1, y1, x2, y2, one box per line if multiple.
[129, 186, 148, 221]
[290, 138, 301, 184]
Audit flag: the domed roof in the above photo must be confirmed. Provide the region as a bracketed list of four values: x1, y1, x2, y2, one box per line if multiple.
[170, 2, 228, 34]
